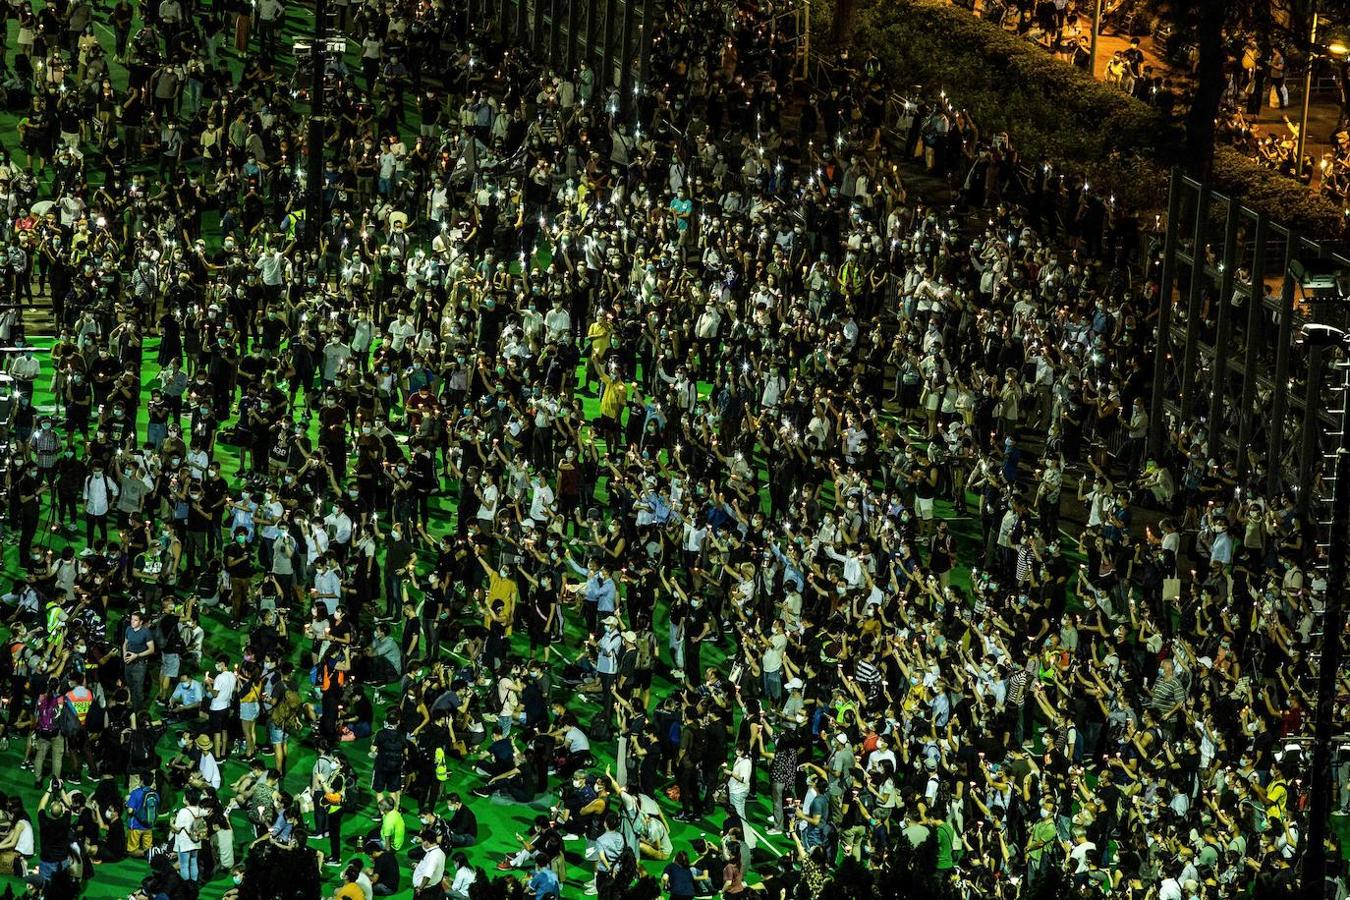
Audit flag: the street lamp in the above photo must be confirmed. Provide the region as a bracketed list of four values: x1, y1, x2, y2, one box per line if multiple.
[1297, 9, 1350, 170]
[1297, 321, 1350, 900]
[1088, 0, 1103, 78]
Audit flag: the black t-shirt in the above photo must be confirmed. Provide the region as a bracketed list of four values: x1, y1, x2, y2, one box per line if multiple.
[38, 810, 71, 863]
[371, 851, 399, 891]
[372, 726, 407, 771]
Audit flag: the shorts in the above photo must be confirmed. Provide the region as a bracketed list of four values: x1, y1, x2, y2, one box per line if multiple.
[160, 652, 181, 679]
[239, 701, 260, 722]
[372, 766, 403, 793]
[208, 707, 231, 732]
[125, 828, 154, 856]
[267, 724, 287, 745]
[914, 496, 935, 520]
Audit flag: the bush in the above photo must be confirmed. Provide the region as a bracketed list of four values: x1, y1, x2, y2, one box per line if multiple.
[845, 0, 1344, 236]
[1209, 146, 1345, 236]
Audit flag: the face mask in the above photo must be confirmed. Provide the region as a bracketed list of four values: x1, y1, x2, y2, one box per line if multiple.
[236, 535, 246, 545]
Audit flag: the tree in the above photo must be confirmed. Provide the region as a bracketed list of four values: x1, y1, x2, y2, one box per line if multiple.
[1166, 0, 1350, 180]
[1174, 0, 1238, 181]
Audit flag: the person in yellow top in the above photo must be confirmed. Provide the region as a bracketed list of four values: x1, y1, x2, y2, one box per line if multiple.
[238, 667, 264, 760]
[597, 362, 631, 445]
[585, 315, 614, 391]
[472, 545, 518, 627]
[332, 863, 365, 900]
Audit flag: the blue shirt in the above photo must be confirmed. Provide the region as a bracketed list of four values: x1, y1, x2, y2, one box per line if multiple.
[126, 786, 154, 831]
[637, 491, 672, 525]
[663, 862, 697, 896]
[528, 868, 560, 899]
[568, 561, 617, 612]
[770, 544, 805, 592]
[594, 830, 625, 873]
[1210, 530, 1236, 566]
[596, 629, 622, 675]
[170, 679, 203, 708]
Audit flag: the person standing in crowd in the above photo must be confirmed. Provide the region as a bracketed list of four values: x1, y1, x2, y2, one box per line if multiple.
[0, 4, 1341, 900]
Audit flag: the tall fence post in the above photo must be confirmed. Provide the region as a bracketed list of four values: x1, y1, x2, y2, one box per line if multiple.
[1148, 169, 1183, 458]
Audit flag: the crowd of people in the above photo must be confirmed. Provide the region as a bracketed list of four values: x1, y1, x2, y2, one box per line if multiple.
[0, 0, 1345, 899]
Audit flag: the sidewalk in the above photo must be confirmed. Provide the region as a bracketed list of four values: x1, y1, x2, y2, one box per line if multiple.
[956, 0, 1344, 196]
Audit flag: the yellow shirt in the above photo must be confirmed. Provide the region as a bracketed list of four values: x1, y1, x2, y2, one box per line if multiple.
[587, 320, 612, 356]
[600, 378, 630, 420]
[485, 573, 517, 634]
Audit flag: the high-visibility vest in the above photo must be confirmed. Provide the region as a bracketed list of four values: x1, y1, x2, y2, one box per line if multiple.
[434, 747, 448, 782]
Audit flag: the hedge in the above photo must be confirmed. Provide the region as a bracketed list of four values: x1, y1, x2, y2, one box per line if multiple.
[840, 0, 1345, 236]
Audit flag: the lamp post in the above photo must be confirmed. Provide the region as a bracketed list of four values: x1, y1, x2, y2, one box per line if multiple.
[1297, 8, 1321, 168]
[1298, 322, 1350, 900]
[305, 0, 329, 250]
[1088, 0, 1103, 78]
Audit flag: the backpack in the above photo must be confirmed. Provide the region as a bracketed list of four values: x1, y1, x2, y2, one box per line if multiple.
[188, 810, 209, 842]
[58, 700, 81, 738]
[157, 617, 185, 655]
[271, 689, 303, 733]
[35, 694, 61, 737]
[340, 776, 365, 815]
[131, 787, 160, 829]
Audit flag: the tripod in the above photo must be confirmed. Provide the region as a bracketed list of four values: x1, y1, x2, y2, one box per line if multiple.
[36, 481, 66, 551]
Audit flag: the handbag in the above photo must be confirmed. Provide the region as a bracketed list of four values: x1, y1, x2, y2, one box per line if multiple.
[713, 781, 729, 806]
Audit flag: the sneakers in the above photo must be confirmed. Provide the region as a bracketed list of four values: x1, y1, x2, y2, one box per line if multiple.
[560, 832, 581, 842]
[324, 860, 341, 868]
[496, 860, 513, 871]
[766, 826, 784, 835]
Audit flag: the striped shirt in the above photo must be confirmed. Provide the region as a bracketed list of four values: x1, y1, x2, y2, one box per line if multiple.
[1007, 669, 1031, 707]
[1149, 675, 1187, 715]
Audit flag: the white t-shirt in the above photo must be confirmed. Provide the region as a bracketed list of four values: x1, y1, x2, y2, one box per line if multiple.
[12, 819, 32, 857]
[729, 756, 753, 802]
[412, 845, 446, 890]
[209, 670, 237, 711]
[173, 806, 202, 852]
[450, 865, 476, 895]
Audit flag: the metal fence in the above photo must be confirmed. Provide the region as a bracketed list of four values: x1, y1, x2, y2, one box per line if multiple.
[470, 0, 657, 106]
[1150, 168, 1350, 508]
